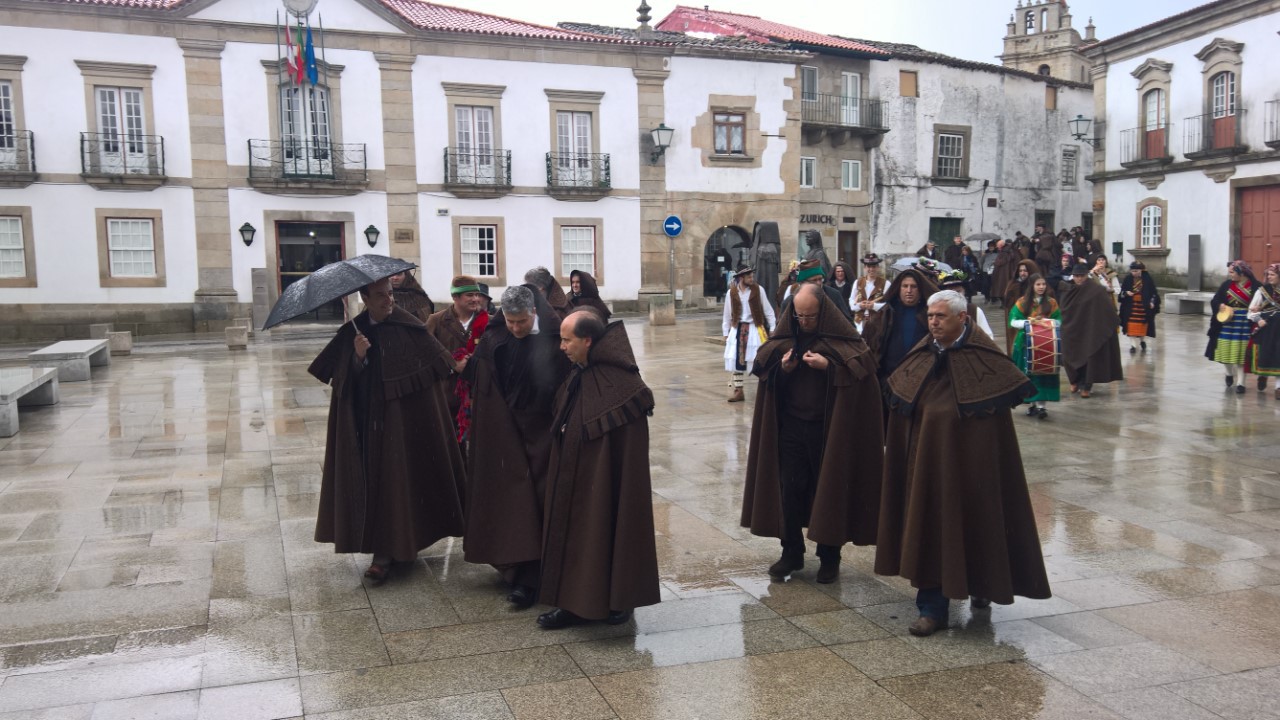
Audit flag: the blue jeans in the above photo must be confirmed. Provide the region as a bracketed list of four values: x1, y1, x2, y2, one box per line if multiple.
[916, 587, 950, 620]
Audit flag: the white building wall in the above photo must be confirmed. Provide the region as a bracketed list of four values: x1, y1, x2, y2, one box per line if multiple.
[663, 55, 792, 195]
[869, 58, 1093, 256]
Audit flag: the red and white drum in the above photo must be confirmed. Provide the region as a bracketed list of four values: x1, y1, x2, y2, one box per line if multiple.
[1025, 321, 1060, 376]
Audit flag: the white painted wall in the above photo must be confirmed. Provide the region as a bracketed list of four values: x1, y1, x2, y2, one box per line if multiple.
[189, 0, 405, 34]
[869, 58, 1094, 255]
[221, 43, 385, 170]
[663, 56, 793, 195]
[411, 56, 640, 189]
[0, 185, 198, 304]
[0, 26, 193, 177]
[418, 195, 641, 302]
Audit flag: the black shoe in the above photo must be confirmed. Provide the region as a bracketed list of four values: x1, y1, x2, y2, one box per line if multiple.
[537, 607, 586, 630]
[604, 609, 633, 625]
[768, 553, 804, 579]
[1236, 385, 1247, 394]
[1140, 341, 1147, 352]
[1037, 407, 1048, 420]
[508, 585, 535, 609]
[815, 560, 840, 584]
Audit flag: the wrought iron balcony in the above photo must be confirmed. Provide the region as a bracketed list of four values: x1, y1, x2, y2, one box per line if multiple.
[1184, 109, 1247, 157]
[81, 132, 164, 176]
[0, 130, 36, 187]
[801, 95, 888, 131]
[444, 148, 512, 198]
[1266, 100, 1280, 149]
[545, 152, 611, 198]
[247, 139, 367, 185]
[1119, 124, 1173, 167]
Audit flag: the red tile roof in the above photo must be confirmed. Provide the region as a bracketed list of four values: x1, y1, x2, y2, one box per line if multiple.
[655, 5, 889, 56]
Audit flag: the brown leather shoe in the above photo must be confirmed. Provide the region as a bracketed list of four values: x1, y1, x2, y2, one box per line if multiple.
[908, 616, 949, 637]
[728, 387, 745, 403]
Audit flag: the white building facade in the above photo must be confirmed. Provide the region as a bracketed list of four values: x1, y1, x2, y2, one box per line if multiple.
[1084, 0, 1280, 288]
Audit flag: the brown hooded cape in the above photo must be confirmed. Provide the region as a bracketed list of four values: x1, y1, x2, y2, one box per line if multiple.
[1058, 278, 1124, 385]
[463, 291, 571, 569]
[876, 324, 1050, 604]
[741, 291, 884, 546]
[862, 269, 940, 375]
[392, 270, 435, 323]
[307, 307, 466, 561]
[569, 270, 612, 319]
[540, 321, 660, 619]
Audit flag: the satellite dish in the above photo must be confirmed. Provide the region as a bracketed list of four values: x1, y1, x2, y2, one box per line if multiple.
[282, 0, 319, 19]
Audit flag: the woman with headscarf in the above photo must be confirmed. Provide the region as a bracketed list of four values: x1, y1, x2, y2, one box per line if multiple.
[1247, 263, 1280, 397]
[568, 269, 611, 319]
[1008, 274, 1061, 419]
[1119, 261, 1160, 353]
[1207, 260, 1259, 394]
[826, 261, 855, 307]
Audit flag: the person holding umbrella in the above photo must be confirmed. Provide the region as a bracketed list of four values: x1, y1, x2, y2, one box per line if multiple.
[306, 276, 466, 586]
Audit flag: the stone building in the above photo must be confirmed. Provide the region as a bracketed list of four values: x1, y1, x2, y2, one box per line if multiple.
[1082, 0, 1280, 288]
[0, 0, 800, 337]
[1000, 0, 1097, 84]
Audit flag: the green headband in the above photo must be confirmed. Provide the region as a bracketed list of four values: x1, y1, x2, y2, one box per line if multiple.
[451, 284, 481, 295]
[796, 266, 824, 282]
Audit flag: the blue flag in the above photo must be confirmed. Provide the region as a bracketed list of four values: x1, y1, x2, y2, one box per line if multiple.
[305, 23, 318, 85]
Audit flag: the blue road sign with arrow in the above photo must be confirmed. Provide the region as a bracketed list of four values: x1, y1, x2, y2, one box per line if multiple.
[663, 215, 683, 237]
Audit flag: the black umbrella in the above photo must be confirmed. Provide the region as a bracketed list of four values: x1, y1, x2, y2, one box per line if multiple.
[262, 255, 417, 330]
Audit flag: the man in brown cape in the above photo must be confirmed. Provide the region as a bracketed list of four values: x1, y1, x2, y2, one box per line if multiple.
[525, 266, 573, 319]
[877, 289, 1050, 636]
[463, 285, 571, 608]
[741, 285, 883, 583]
[307, 277, 466, 585]
[537, 311, 660, 628]
[1058, 263, 1124, 398]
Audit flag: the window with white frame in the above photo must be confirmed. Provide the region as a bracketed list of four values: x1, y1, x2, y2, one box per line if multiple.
[801, 66, 818, 102]
[713, 112, 745, 155]
[106, 218, 156, 277]
[936, 133, 964, 178]
[800, 157, 816, 188]
[560, 226, 596, 276]
[0, 216, 23, 278]
[460, 225, 497, 277]
[841, 160, 861, 191]
[1061, 147, 1078, 188]
[1140, 205, 1163, 249]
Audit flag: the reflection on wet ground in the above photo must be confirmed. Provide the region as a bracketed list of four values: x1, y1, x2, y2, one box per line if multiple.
[1, 312, 1279, 719]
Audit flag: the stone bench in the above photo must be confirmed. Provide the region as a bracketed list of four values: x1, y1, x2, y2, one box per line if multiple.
[0, 366, 60, 437]
[28, 339, 111, 382]
[1164, 291, 1214, 316]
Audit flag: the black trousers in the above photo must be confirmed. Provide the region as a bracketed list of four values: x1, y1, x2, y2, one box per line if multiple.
[778, 415, 840, 561]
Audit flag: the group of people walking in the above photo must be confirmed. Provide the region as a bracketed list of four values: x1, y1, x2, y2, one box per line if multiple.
[309, 265, 660, 630]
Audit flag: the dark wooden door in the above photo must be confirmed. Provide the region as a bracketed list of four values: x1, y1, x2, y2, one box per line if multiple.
[1241, 185, 1280, 270]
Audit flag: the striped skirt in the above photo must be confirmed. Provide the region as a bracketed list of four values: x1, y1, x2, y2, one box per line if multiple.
[1213, 308, 1251, 365]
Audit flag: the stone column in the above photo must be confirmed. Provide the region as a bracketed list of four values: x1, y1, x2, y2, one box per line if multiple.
[635, 65, 671, 300]
[375, 52, 420, 269]
[180, 39, 240, 332]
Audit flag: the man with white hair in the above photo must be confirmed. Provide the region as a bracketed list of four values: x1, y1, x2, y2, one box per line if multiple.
[875, 290, 1050, 637]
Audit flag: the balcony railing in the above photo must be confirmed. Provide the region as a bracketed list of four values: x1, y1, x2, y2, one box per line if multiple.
[81, 132, 164, 176]
[546, 152, 611, 190]
[247, 138, 367, 182]
[1266, 100, 1280, 148]
[800, 95, 888, 131]
[444, 148, 512, 187]
[1184, 109, 1247, 156]
[1119, 124, 1172, 166]
[0, 130, 35, 174]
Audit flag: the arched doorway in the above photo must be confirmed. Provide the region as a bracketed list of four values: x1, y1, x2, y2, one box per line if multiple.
[702, 226, 751, 298]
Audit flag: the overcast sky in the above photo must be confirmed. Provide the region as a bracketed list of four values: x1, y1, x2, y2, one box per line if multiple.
[439, 0, 1211, 63]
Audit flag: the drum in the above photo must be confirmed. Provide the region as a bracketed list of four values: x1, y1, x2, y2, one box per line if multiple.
[1025, 321, 1060, 376]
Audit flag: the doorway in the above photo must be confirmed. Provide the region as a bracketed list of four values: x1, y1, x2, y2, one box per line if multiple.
[837, 231, 859, 264]
[277, 221, 345, 322]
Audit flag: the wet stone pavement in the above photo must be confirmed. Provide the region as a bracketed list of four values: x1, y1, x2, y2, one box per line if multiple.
[1, 310, 1279, 720]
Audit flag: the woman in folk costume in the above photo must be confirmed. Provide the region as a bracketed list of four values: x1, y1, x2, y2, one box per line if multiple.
[723, 265, 777, 403]
[1207, 260, 1259, 394]
[1008, 275, 1061, 420]
[1246, 263, 1280, 397]
[851, 253, 887, 332]
[1119, 261, 1160, 353]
